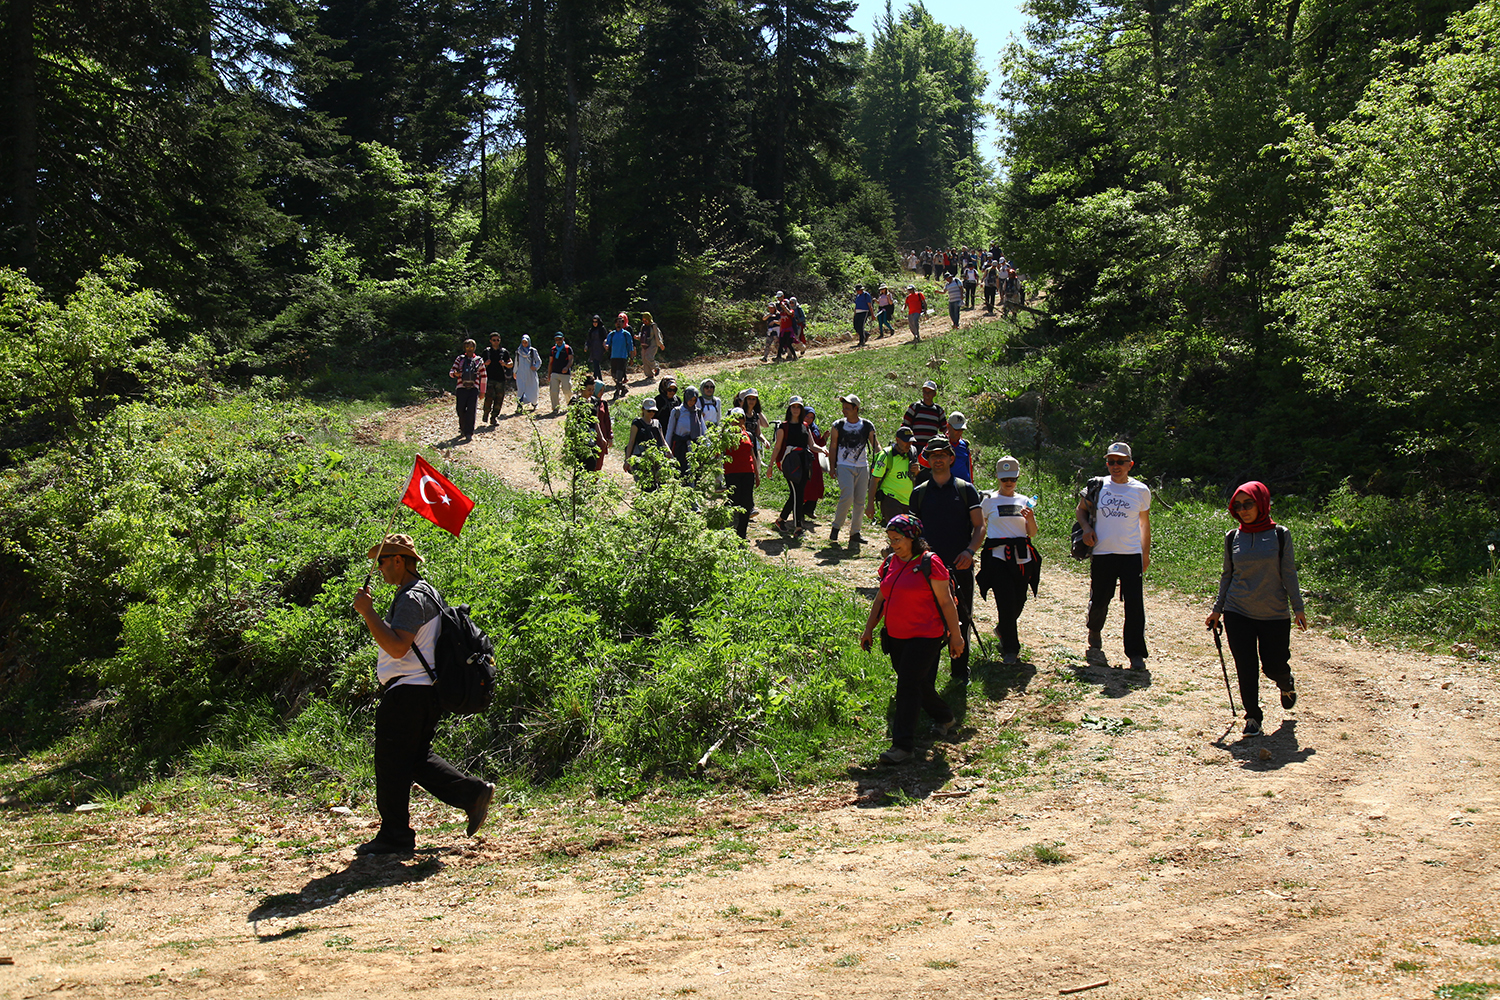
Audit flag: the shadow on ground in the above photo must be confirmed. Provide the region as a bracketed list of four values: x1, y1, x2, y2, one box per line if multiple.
[248, 852, 446, 932]
[1214, 719, 1314, 771]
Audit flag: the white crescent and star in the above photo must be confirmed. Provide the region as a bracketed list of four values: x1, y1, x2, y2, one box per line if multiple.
[418, 475, 453, 506]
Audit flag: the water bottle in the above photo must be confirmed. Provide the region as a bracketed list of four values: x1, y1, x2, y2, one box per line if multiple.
[1021, 495, 1038, 509]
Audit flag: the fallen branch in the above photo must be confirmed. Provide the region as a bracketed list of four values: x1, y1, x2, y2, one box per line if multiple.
[696, 736, 727, 771]
[1060, 979, 1110, 995]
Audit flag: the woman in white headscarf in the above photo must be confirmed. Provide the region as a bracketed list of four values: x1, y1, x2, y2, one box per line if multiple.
[515, 334, 543, 413]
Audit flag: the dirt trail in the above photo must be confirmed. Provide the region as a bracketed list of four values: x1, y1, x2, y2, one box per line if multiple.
[4, 306, 1500, 1000]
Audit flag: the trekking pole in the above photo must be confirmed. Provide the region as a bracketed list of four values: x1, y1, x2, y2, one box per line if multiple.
[1211, 621, 1237, 717]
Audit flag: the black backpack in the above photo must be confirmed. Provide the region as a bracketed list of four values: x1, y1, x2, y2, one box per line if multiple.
[410, 584, 497, 716]
[1070, 477, 1104, 560]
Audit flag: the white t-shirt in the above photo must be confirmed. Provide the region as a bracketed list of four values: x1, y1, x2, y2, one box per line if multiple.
[1092, 477, 1151, 555]
[834, 418, 874, 468]
[700, 396, 722, 427]
[982, 493, 1031, 539]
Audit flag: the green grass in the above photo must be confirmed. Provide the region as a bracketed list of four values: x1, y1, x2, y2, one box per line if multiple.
[1435, 985, 1500, 999]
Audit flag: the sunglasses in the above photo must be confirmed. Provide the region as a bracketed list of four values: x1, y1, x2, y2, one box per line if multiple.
[999, 478, 1018, 484]
[1231, 499, 1257, 510]
[1105, 457, 1129, 465]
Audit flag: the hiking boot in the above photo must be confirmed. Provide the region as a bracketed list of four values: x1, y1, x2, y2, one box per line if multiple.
[830, 528, 840, 543]
[934, 718, 959, 738]
[878, 747, 913, 764]
[1127, 656, 1146, 670]
[1281, 688, 1297, 710]
[1242, 718, 1263, 738]
[1002, 653, 1019, 665]
[355, 837, 414, 857]
[1087, 628, 1102, 650]
[848, 534, 864, 547]
[466, 782, 495, 837]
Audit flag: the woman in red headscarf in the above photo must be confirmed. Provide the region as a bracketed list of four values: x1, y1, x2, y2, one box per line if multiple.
[1205, 481, 1308, 739]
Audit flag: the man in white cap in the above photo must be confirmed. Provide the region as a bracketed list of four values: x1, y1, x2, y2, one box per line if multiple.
[352, 535, 493, 855]
[1075, 442, 1152, 669]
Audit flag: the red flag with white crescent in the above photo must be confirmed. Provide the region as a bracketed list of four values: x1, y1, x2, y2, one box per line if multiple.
[401, 455, 475, 536]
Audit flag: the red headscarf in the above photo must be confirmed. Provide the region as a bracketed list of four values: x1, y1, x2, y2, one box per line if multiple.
[1230, 480, 1276, 533]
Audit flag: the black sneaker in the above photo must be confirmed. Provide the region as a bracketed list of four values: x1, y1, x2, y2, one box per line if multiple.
[466, 782, 495, 837]
[1281, 688, 1297, 710]
[1242, 718, 1263, 738]
[355, 837, 414, 857]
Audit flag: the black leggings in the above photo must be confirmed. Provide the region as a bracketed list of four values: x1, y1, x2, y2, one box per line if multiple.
[886, 634, 953, 751]
[1224, 611, 1294, 723]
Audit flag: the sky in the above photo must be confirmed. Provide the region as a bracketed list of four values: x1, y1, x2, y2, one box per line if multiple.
[848, 0, 1031, 165]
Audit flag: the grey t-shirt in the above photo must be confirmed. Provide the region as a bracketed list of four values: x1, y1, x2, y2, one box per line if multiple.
[1213, 527, 1305, 620]
[379, 580, 443, 687]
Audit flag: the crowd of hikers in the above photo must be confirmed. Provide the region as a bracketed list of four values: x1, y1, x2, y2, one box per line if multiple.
[376, 262, 1309, 852]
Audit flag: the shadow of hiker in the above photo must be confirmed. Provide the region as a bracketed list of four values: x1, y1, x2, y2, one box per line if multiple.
[247, 852, 445, 933]
[845, 749, 957, 809]
[979, 657, 1038, 702]
[1066, 657, 1153, 699]
[1214, 719, 1314, 771]
[814, 543, 855, 566]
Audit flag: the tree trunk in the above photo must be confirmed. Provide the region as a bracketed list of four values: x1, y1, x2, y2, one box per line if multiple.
[559, 30, 579, 286]
[519, 0, 550, 287]
[10, 0, 39, 273]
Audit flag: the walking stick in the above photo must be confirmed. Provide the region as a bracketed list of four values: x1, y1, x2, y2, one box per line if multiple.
[1211, 621, 1237, 717]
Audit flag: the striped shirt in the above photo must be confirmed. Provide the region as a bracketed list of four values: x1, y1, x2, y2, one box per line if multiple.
[902, 401, 947, 449]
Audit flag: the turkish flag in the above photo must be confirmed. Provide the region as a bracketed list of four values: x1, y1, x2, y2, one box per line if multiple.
[401, 455, 475, 536]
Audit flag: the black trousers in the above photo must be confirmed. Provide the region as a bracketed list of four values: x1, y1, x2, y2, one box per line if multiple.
[886, 634, 953, 751]
[854, 311, 868, 345]
[983, 285, 997, 311]
[1224, 611, 1294, 723]
[454, 387, 479, 437]
[987, 555, 1030, 658]
[1087, 553, 1148, 658]
[949, 565, 974, 678]
[726, 471, 755, 538]
[374, 684, 488, 848]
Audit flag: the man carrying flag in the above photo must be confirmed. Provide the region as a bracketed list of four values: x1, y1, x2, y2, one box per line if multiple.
[350, 458, 488, 855]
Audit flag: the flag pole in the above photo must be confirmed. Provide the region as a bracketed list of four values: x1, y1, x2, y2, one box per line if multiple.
[365, 455, 420, 589]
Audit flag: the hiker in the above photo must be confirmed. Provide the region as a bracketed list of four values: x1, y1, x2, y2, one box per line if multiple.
[585, 314, 608, 382]
[776, 298, 798, 361]
[623, 397, 667, 489]
[664, 384, 707, 477]
[449, 338, 484, 441]
[944, 412, 973, 482]
[904, 283, 927, 341]
[800, 405, 826, 521]
[907, 437, 986, 684]
[762, 299, 781, 362]
[859, 514, 962, 765]
[977, 456, 1040, 665]
[852, 284, 872, 346]
[515, 334, 542, 413]
[827, 393, 878, 547]
[902, 380, 948, 485]
[723, 408, 760, 538]
[699, 378, 723, 427]
[734, 388, 769, 465]
[606, 313, 635, 397]
[547, 332, 574, 414]
[352, 534, 493, 855]
[654, 377, 680, 432]
[866, 426, 917, 526]
[1206, 481, 1306, 739]
[581, 379, 613, 471]
[481, 333, 512, 424]
[875, 284, 896, 338]
[982, 262, 1001, 314]
[639, 311, 664, 380]
[943, 272, 963, 328]
[770, 396, 817, 535]
[1076, 442, 1152, 669]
